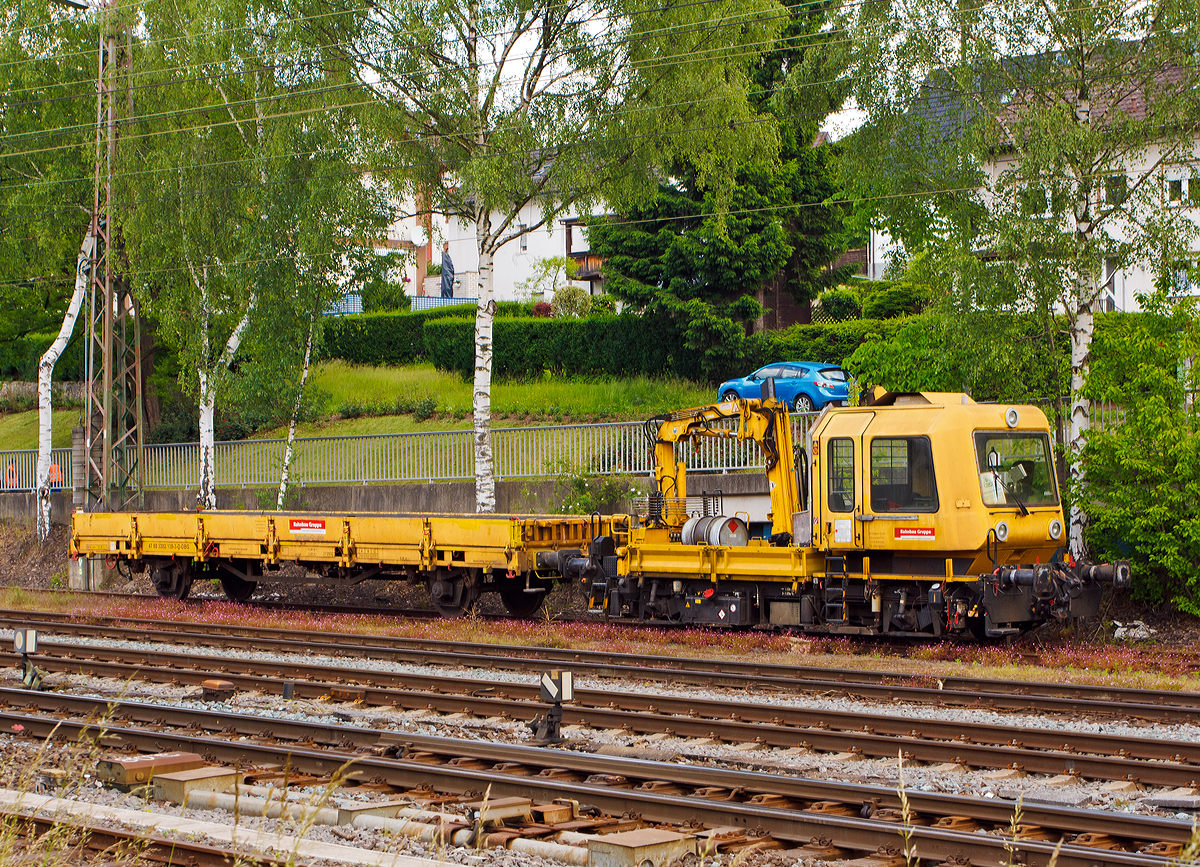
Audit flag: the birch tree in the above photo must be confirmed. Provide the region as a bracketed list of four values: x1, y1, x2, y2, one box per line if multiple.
[2, 0, 99, 536]
[307, 0, 784, 511]
[34, 234, 93, 540]
[118, 0, 388, 508]
[840, 0, 1200, 557]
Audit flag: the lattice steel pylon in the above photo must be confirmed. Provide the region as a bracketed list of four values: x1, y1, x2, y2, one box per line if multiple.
[84, 10, 143, 512]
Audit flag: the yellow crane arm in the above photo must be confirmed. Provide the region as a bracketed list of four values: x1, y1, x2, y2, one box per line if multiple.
[646, 398, 801, 537]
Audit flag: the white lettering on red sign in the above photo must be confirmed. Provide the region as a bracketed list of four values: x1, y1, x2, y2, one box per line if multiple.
[894, 527, 934, 541]
[290, 518, 326, 536]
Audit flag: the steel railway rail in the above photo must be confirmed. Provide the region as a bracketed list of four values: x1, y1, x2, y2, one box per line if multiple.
[0, 687, 1187, 867]
[11, 636, 1200, 786]
[3, 609, 1198, 720]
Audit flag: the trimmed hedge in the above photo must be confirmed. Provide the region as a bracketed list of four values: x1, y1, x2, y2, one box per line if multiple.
[320, 302, 529, 365]
[424, 314, 898, 382]
[424, 315, 678, 379]
[0, 330, 84, 381]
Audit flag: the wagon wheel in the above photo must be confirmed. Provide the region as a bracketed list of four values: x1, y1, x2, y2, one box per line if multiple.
[428, 568, 480, 618]
[152, 563, 193, 601]
[498, 575, 547, 619]
[218, 571, 258, 603]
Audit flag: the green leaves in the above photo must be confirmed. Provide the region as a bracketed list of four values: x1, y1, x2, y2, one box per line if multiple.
[1083, 303, 1200, 609]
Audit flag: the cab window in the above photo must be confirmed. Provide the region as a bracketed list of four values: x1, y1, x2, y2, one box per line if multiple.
[975, 432, 1059, 507]
[870, 437, 938, 512]
[828, 438, 854, 512]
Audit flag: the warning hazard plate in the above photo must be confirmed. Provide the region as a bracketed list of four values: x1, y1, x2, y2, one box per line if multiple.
[289, 518, 326, 536]
[894, 527, 934, 541]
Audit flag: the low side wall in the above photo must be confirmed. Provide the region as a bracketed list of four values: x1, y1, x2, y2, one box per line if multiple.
[0, 472, 771, 527]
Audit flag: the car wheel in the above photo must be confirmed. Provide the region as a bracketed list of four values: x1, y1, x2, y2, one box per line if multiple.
[721, 390, 740, 402]
[793, 394, 816, 413]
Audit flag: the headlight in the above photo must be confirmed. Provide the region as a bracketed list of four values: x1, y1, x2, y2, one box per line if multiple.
[1049, 519, 1063, 540]
[994, 520, 1010, 542]
[1005, 408, 1020, 428]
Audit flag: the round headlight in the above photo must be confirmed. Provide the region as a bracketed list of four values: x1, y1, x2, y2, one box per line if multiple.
[1005, 408, 1020, 428]
[994, 520, 1010, 542]
[1049, 519, 1063, 540]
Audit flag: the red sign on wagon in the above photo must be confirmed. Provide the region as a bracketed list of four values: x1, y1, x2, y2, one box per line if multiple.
[894, 527, 934, 541]
[289, 518, 326, 536]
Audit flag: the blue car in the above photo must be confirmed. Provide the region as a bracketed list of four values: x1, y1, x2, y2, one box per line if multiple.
[718, 362, 852, 412]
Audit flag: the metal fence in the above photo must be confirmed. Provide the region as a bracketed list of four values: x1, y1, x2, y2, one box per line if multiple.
[0, 401, 1130, 494]
[0, 415, 818, 493]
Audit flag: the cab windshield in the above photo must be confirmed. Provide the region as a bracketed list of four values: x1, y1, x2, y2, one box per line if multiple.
[974, 432, 1059, 508]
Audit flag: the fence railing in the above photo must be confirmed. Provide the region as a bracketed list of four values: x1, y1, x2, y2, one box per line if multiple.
[0, 415, 819, 493]
[0, 400, 1128, 495]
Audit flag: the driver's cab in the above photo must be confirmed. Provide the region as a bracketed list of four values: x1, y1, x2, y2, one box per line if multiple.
[804, 392, 1065, 572]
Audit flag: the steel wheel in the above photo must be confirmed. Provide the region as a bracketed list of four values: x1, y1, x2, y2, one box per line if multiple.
[498, 577, 547, 619]
[219, 572, 258, 603]
[794, 393, 816, 413]
[428, 568, 480, 618]
[721, 390, 740, 402]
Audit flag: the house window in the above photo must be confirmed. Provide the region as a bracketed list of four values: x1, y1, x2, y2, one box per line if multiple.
[1105, 175, 1128, 206]
[1191, 177, 1200, 206]
[1169, 179, 1184, 204]
[827, 438, 854, 513]
[519, 224, 527, 251]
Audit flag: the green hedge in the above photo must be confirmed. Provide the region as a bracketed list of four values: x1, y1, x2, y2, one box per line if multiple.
[320, 302, 529, 365]
[424, 315, 679, 379]
[0, 330, 84, 381]
[746, 319, 903, 374]
[424, 314, 895, 382]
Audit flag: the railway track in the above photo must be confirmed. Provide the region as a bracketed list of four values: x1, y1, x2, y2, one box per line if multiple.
[3, 608, 1198, 721]
[9, 628, 1200, 786]
[0, 686, 1189, 867]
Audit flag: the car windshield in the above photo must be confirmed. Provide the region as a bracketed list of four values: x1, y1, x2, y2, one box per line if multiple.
[818, 368, 848, 382]
[974, 432, 1059, 507]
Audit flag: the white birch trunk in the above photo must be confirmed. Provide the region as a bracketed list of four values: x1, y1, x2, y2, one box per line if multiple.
[473, 222, 497, 513]
[197, 368, 217, 510]
[1068, 272, 1096, 561]
[35, 234, 95, 540]
[1066, 93, 1094, 562]
[277, 313, 315, 510]
[196, 295, 255, 511]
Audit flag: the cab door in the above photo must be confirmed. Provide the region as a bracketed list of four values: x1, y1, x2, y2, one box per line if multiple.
[816, 411, 874, 550]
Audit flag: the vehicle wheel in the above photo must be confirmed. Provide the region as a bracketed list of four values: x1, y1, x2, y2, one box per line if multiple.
[793, 394, 816, 413]
[218, 572, 257, 603]
[498, 577, 547, 619]
[152, 563, 193, 600]
[721, 390, 740, 402]
[428, 568, 480, 618]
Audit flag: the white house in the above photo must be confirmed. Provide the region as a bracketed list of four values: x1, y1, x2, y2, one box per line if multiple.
[382, 201, 604, 304]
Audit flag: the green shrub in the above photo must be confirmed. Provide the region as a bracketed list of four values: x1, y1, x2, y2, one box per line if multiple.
[425, 314, 680, 379]
[422, 312, 885, 384]
[1083, 302, 1200, 610]
[320, 302, 529, 365]
[814, 287, 861, 321]
[589, 295, 617, 316]
[551, 285, 591, 318]
[861, 282, 926, 319]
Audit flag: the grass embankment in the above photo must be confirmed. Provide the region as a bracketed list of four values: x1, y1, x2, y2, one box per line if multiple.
[4, 587, 1200, 693]
[253, 361, 714, 439]
[0, 363, 714, 449]
[0, 410, 78, 450]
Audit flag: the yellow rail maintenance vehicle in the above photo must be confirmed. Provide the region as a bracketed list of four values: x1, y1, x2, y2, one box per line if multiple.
[567, 391, 1129, 639]
[71, 509, 617, 618]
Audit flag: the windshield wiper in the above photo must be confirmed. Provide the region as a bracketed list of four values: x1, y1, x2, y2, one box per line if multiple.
[991, 469, 1030, 516]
